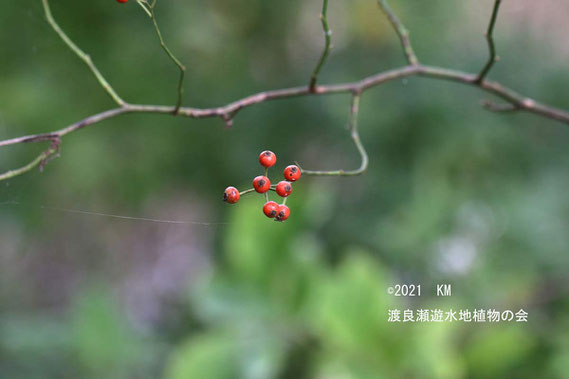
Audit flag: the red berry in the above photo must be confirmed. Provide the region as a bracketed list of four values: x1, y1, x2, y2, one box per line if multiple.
[263, 201, 279, 218]
[275, 204, 290, 221]
[116, 0, 128, 3]
[259, 150, 277, 168]
[223, 186, 240, 204]
[253, 176, 271, 193]
[275, 181, 292, 197]
[283, 165, 301, 181]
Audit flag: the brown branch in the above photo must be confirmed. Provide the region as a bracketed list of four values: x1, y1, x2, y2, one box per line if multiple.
[1, 64, 567, 152]
[2, 2, 569, 181]
[2, 63, 568, 181]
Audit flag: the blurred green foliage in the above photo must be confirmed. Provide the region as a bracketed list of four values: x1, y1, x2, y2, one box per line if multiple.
[2, 0, 569, 378]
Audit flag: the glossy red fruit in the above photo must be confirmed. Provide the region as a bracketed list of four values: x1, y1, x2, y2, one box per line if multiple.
[275, 181, 292, 197]
[275, 204, 290, 221]
[253, 176, 271, 193]
[259, 150, 277, 168]
[283, 165, 301, 181]
[263, 201, 279, 218]
[223, 186, 240, 204]
[116, 0, 128, 3]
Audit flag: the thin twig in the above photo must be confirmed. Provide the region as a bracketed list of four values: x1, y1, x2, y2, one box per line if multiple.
[41, 0, 125, 106]
[309, 0, 332, 91]
[145, 2, 186, 114]
[299, 92, 367, 176]
[0, 145, 59, 181]
[135, 0, 152, 17]
[377, 0, 419, 66]
[476, 0, 503, 83]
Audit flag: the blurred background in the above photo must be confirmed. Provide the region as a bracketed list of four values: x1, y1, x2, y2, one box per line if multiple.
[2, 0, 569, 378]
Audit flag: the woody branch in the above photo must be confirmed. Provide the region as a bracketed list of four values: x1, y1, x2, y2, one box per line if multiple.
[1, 0, 568, 182]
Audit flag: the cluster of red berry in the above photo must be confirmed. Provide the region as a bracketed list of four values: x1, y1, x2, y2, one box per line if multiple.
[116, 0, 128, 3]
[223, 151, 301, 222]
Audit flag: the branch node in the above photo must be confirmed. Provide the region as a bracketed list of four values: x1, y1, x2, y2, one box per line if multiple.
[309, 79, 317, 93]
[522, 98, 536, 109]
[221, 114, 234, 129]
[40, 137, 61, 171]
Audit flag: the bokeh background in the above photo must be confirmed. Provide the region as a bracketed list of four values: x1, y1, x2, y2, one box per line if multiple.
[2, 0, 569, 378]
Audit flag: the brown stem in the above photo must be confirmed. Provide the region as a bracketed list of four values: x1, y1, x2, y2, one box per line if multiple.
[2, 64, 567, 153]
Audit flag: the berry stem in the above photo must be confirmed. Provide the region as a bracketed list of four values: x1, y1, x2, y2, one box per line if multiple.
[239, 188, 256, 196]
[264, 167, 270, 203]
[298, 93, 368, 176]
